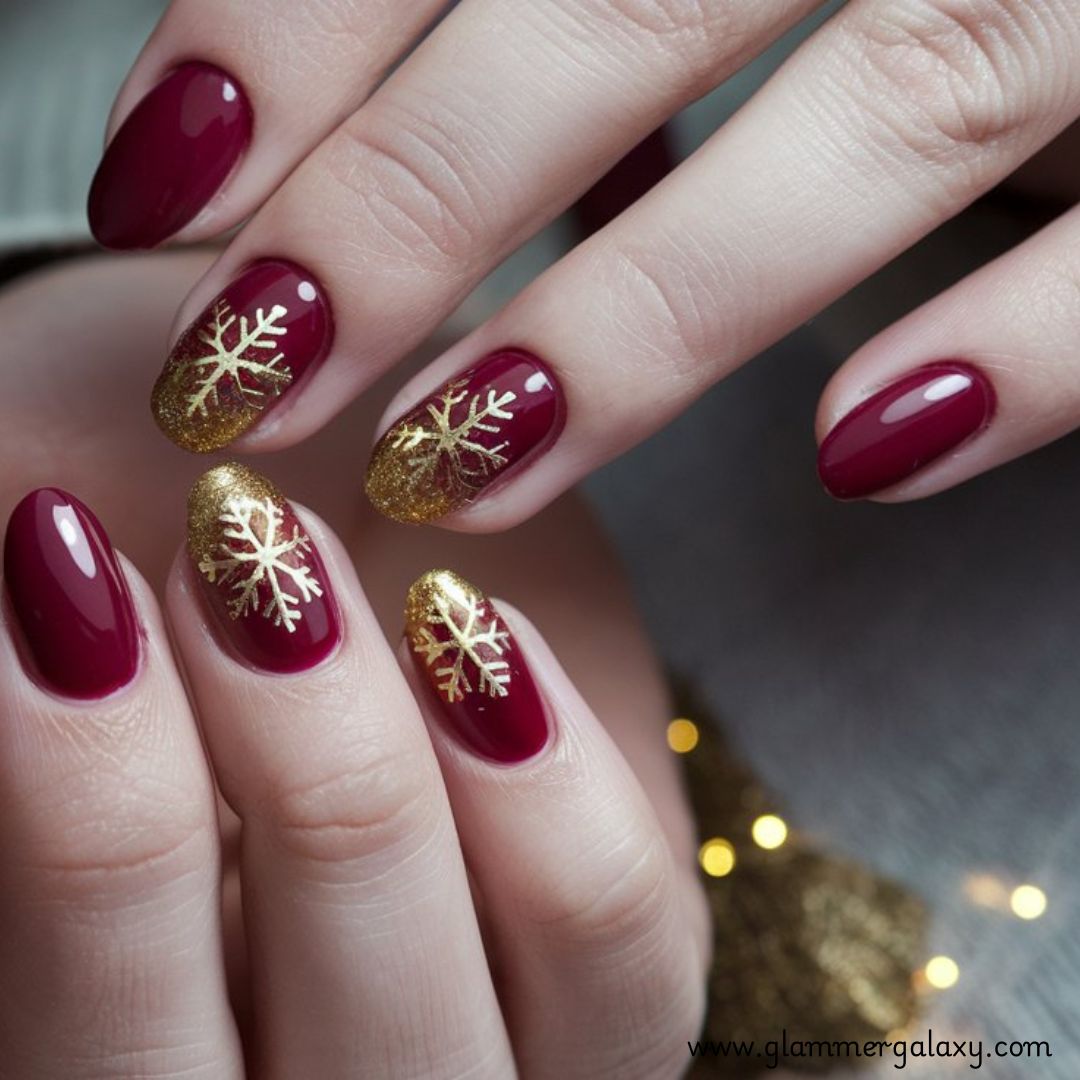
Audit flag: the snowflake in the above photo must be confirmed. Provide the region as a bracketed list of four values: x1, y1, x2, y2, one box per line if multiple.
[412, 588, 511, 702]
[184, 300, 292, 419]
[198, 495, 322, 633]
[393, 381, 517, 494]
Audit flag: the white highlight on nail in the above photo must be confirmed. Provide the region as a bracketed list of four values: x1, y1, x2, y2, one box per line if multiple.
[53, 505, 97, 579]
[924, 373, 972, 402]
[524, 371, 551, 394]
[222, 81, 238, 103]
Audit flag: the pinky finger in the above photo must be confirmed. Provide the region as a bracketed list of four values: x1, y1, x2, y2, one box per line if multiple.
[816, 203, 1080, 501]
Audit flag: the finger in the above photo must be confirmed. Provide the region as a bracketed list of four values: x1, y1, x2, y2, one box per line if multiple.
[88, 0, 449, 249]
[401, 570, 708, 1078]
[361, 0, 1080, 528]
[148, 0, 823, 453]
[815, 202, 1080, 500]
[0, 489, 241, 1078]
[167, 464, 515, 1078]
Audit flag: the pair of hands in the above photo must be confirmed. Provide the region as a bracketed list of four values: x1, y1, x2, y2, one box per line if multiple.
[89, 0, 1080, 519]
[0, 253, 708, 1078]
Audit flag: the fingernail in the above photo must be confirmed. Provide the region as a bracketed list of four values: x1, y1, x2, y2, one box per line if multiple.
[3, 489, 139, 699]
[405, 569, 548, 763]
[817, 362, 996, 500]
[365, 349, 566, 524]
[88, 62, 252, 250]
[153, 261, 333, 453]
[187, 464, 340, 673]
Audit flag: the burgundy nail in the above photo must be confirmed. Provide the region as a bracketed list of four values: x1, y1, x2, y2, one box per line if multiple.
[152, 260, 333, 453]
[405, 570, 548, 764]
[88, 62, 253, 250]
[817, 362, 996, 500]
[365, 349, 566, 524]
[4, 489, 139, 699]
[187, 464, 340, 674]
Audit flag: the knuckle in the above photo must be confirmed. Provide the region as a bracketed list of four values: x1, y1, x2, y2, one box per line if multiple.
[22, 778, 214, 903]
[259, 731, 442, 868]
[566, 0, 743, 87]
[11, 702, 215, 903]
[605, 237, 737, 386]
[841, 0, 1077, 190]
[531, 829, 673, 949]
[326, 101, 495, 272]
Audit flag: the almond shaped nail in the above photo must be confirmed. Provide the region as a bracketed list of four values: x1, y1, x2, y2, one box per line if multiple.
[366, 350, 565, 524]
[4, 489, 139, 699]
[405, 569, 548, 763]
[187, 463, 340, 673]
[153, 261, 332, 453]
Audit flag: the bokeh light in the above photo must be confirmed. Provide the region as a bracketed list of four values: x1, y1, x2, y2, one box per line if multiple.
[1010, 884, 1047, 920]
[751, 814, 788, 850]
[924, 956, 960, 990]
[667, 718, 700, 753]
[699, 838, 736, 878]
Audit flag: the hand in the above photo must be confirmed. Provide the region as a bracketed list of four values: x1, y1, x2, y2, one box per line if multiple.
[0, 253, 708, 1077]
[0, 471, 708, 1077]
[88, 1, 1080, 519]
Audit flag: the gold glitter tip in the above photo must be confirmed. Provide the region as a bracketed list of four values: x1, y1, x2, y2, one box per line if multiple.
[152, 299, 294, 454]
[186, 462, 286, 564]
[404, 569, 482, 630]
[405, 569, 515, 703]
[365, 434, 455, 525]
[364, 374, 523, 525]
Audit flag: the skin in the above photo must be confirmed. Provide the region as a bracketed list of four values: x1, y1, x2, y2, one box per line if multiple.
[103, 0, 1080, 521]
[0, 253, 709, 1077]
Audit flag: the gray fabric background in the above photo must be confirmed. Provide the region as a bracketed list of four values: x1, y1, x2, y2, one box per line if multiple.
[2, 2, 1076, 1076]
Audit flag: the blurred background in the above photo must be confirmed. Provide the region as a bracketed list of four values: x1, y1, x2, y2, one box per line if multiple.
[2, 1, 1078, 1076]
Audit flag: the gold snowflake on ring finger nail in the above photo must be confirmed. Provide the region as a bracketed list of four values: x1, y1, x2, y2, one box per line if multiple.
[187, 463, 341, 673]
[365, 349, 565, 524]
[404, 570, 549, 763]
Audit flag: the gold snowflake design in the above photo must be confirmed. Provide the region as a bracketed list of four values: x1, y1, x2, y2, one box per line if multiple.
[197, 492, 323, 633]
[365, 380, 518, 523]
[405, 570, 511, 702]
[184, 299, 292, 419]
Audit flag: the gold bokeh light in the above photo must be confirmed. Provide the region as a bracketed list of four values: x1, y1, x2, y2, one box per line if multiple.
[699, 838, 736, 878]
[667, 718, 700, 753]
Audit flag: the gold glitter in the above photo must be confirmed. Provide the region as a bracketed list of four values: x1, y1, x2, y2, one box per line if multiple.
[405, 570, 511, 701]
[152, 299, 292, 454]
[188, 463, 322, 632]
[365, 379, 517, 524]
[673, 687, 926, 1070]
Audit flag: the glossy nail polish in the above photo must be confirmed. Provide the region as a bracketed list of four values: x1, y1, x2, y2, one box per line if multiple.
[366, 349, 565, 524]
[153, 261, 333, 453]
[88, 62, 252, 250]
[818, 362, 996, 500]
[187, 464, 340, 673]
[3, 489, 139, 699]
[405, 570, 548, 763]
